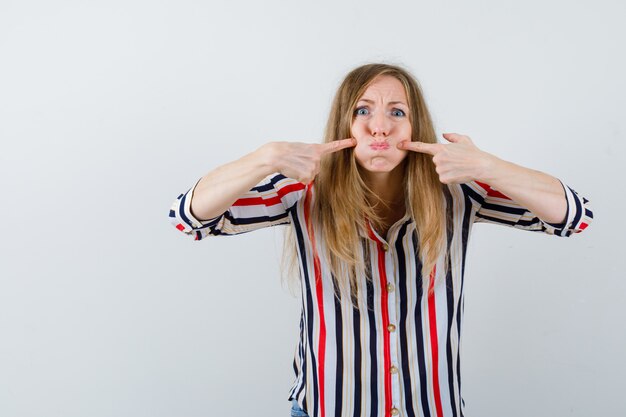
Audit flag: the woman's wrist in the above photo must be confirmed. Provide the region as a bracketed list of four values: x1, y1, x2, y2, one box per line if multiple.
[250, 142, 279, 175]
[475, 152, 504, 183]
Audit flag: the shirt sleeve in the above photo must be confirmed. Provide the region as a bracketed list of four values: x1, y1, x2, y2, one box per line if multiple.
[168, 173, 306, 240]
[460, 178, 593, 237]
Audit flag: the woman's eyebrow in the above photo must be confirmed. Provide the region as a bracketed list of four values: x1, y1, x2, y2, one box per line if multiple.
[357, 98, 408, 106]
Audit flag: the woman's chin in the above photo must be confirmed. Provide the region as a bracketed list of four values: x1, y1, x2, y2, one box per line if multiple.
[366, 164, 395, 173]
[357, 154, 406, 174]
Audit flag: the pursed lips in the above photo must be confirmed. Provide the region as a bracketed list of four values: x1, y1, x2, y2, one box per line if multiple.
[370, 141, 390, 150]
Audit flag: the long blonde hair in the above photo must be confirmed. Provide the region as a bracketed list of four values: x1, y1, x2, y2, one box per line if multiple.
[282, 63, 448, 302]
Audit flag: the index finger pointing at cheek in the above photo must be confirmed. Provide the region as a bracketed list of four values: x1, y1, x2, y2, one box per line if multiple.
[397, 140, 439, 156]
[320, 138, 357, 155]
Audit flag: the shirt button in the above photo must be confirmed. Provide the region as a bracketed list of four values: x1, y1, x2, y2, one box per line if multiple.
[390, 366, 398, 374]
[382, 243, 389, 251]
[387, 324, 396, 332]
[386, 283, 395, 293]
[391, 407, 400, 416]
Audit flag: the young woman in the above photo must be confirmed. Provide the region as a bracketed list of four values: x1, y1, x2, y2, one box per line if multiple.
[169, 63, 593, 417]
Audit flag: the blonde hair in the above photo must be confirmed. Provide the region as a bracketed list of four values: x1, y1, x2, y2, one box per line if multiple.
[282, 63, 448, 303]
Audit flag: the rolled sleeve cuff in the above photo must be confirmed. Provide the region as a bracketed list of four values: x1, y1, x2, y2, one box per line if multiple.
[171, 177, 222, 235]
[540, 178, 591, 236]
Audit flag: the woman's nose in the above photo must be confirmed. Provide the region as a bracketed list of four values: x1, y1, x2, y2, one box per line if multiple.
[370, 112, 390, 137]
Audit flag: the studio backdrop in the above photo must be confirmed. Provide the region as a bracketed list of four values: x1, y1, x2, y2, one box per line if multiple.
[0, 1, 623, 416]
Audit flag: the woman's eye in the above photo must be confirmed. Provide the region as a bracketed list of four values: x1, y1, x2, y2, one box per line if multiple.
[355, 107, 369, 116]
[392, 109, 406, 117]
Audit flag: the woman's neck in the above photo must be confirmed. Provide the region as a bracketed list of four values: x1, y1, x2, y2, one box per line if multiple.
[362, 165, 407, 236]
[363, 164, 406, 207]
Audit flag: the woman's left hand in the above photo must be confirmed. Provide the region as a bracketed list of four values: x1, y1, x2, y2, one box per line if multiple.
[397, 133, 495, 184]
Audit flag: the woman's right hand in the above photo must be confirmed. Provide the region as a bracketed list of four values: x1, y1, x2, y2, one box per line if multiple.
[260, 138, 356, 184]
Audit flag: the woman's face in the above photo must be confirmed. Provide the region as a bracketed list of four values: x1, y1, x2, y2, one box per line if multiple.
[351, 75, 412, 175]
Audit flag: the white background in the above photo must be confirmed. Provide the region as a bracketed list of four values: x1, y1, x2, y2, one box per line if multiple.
[1, 0, 623, 416]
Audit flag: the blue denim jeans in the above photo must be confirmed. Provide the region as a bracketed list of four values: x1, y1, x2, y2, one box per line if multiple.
[290, 399, 310, 417]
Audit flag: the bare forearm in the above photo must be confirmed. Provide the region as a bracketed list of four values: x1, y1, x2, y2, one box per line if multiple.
[188, 138, 357, 221]
[190, 147, 274, 221]
[479, 155, 567, 224]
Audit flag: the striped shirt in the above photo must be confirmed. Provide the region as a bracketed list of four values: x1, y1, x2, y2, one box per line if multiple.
[169, 174, 593, 417]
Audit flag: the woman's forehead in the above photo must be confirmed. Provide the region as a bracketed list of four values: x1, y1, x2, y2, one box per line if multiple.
[359, 75, 408, 103]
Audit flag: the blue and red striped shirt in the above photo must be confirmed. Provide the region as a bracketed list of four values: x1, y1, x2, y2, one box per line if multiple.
[169, 174, 592, 417]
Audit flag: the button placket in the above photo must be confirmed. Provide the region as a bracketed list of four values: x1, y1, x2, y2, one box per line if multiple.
[385, 238, 402, 415]
[369, 221, 405, 417]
